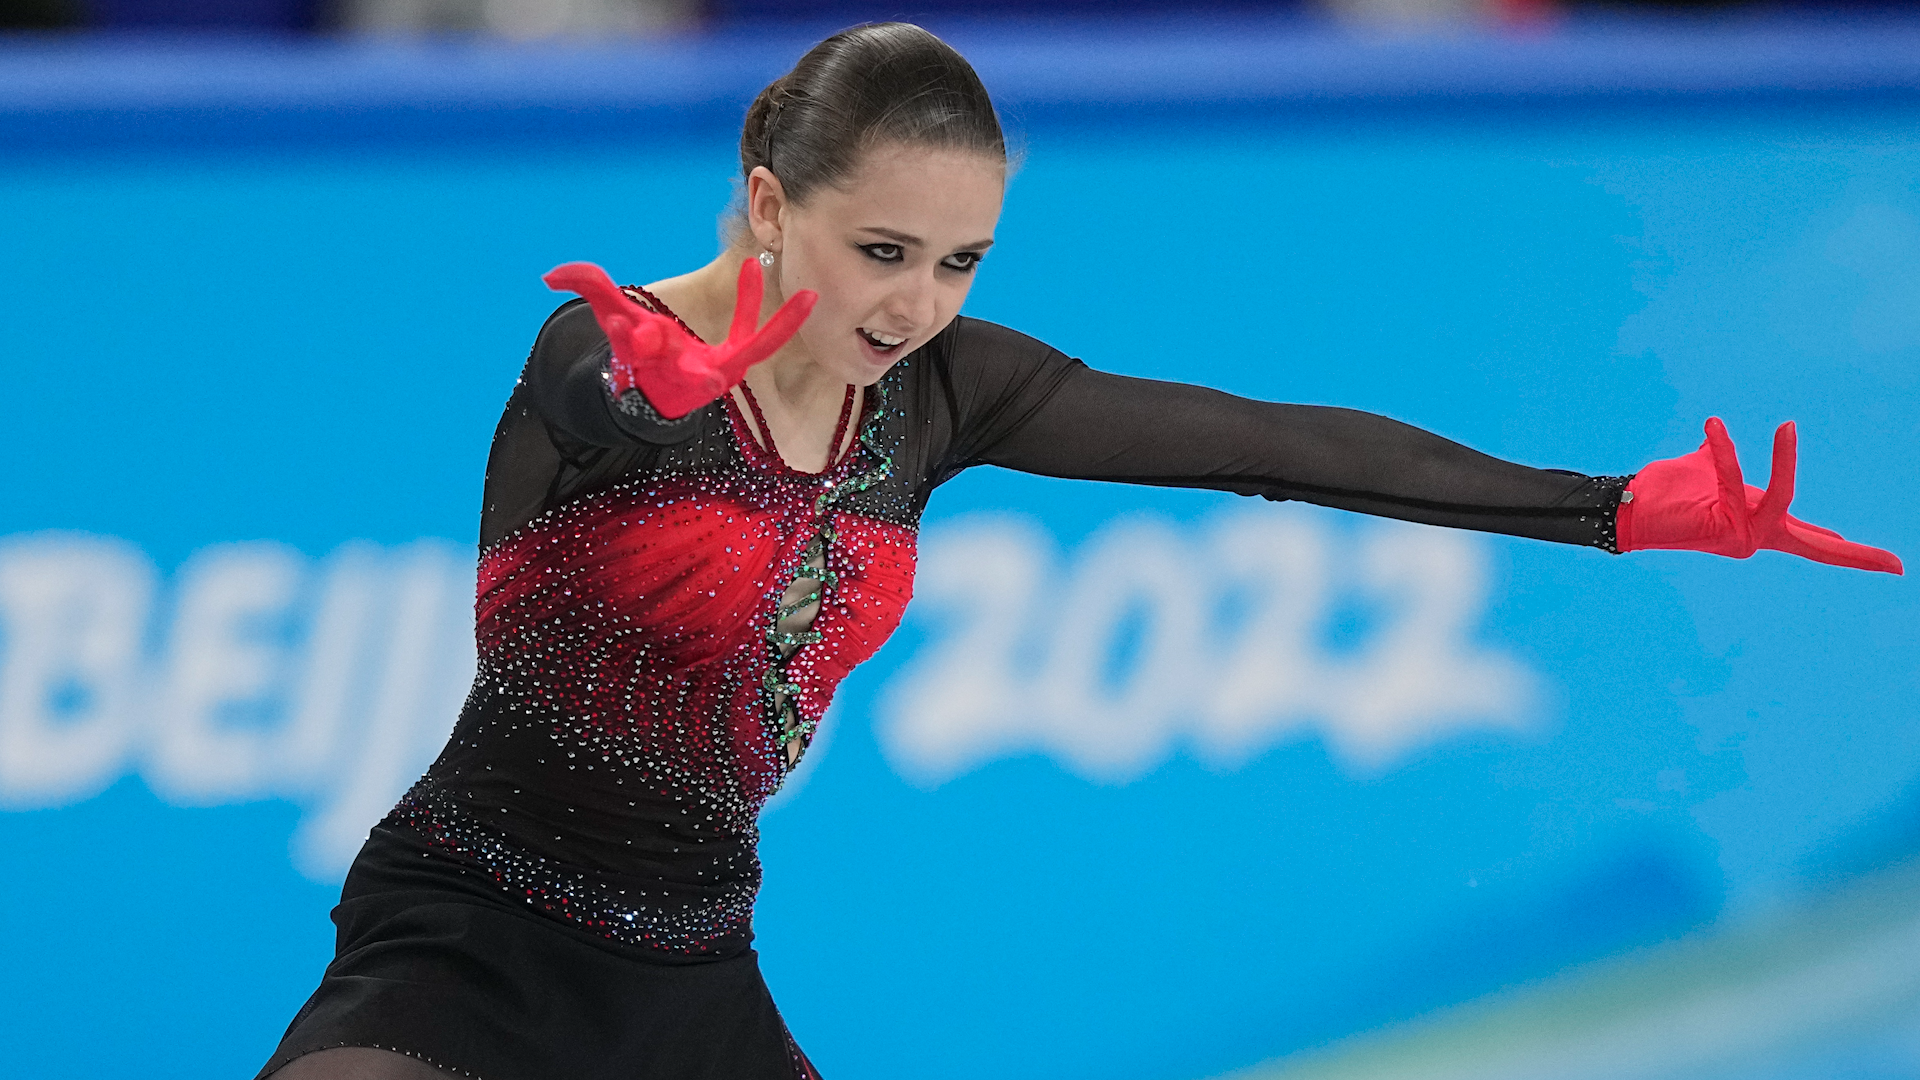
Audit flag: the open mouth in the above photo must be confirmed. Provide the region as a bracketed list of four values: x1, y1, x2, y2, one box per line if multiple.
[857, 327, 908, 354]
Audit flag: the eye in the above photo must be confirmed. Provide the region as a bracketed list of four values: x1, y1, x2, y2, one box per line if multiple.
[859, 243, 903, 263]
[941, 251, 985, 272]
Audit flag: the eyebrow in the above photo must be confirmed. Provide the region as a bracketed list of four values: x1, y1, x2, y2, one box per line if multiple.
[858, 226, 995, 251]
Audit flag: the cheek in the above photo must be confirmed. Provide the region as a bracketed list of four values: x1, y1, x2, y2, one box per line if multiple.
[791, 281, 872, 358]
[936, 277, 975, 324]
[800, 283, 867, 337]
[786, 251, 872, 323]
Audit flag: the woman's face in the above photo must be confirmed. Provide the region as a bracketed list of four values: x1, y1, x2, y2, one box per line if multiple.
[750, 144, 1005, 386]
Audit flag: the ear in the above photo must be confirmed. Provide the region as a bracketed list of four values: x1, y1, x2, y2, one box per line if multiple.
[745, 166, 787, 253]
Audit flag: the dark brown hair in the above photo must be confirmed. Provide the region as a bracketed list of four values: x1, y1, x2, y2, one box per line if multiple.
[733, 23, 1007, 239]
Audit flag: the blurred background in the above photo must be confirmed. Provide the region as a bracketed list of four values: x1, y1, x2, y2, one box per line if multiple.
[4, 0, 1918, 37]
[3, 1, 1918, 1079]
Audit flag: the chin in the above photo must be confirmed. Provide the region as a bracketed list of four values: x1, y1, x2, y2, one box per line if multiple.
[841, 353, 900, 387]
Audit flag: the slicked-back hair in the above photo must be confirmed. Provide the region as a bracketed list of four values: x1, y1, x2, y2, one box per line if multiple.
[736, 22, 1006, 230]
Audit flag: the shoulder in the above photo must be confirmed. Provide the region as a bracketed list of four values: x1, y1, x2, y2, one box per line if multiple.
[521, 298, 606, 388]
[920, 315, 1073, 377]
[941, 315, 1058, 355]
[906, 316, 1085, 417]
[533, 296, 598, 346]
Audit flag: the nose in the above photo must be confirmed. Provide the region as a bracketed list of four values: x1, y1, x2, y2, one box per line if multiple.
[881, 266, 940, 333]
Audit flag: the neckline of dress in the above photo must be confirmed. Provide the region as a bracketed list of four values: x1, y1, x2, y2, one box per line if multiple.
[736, 380, 859, 477]
[621, 283, 703, 342]
[623, 281, 861, 478]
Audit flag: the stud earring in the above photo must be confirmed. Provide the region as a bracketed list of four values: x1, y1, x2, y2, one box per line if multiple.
[758, 250, 776, 268]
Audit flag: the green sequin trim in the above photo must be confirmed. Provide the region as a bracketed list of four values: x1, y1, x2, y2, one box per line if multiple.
[762, 369, 899, 768]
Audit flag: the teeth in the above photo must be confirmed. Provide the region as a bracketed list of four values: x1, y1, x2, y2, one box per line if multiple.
[861, 328, 906, 347]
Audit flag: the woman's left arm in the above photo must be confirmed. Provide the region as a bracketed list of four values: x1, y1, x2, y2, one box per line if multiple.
[961, 351, 1629, 549]
[939, 320, 1900, 572]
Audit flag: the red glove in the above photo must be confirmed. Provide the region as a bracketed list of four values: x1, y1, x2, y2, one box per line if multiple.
[541, 259, 816, 419]
[1618, 417, 1903, 574]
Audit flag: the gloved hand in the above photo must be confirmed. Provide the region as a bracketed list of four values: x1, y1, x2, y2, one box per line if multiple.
[1618, 418, 1903, 574]
[542, 259, 816, 419]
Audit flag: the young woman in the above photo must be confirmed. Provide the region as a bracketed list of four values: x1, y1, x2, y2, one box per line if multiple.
[259, 21, 1900, 1080]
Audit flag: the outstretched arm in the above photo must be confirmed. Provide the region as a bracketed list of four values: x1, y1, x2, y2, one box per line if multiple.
[943, 327, 1626, 549]
[937, 319, 1899, 570]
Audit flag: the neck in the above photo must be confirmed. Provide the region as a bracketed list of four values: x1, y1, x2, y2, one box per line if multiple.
[681, 248, 841, 409]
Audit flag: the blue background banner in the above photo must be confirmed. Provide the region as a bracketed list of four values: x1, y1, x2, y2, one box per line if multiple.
[2, 16, 1917, 1080]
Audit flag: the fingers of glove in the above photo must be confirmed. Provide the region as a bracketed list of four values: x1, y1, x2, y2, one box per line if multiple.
[717, 289, 819, 383]
[608, 313, 696, 393]
[543, 262, 629, 310]
[543, 263, 688, 365]
[727, 259, 766, 345]
[616, 318, 673, 368]
[1739, 470, 1897, 570]
[1753, 421, 1797, 525]
[1742, 487, 1848, 542]
[625, 353, 715, 419]
[1775, 520, 1906, 574]
[607, 324, 668, 397]
[1784, 512, 1848, 542]
[660, 351, 721, 398]
[754, 289, 817, 356]
[1703, 417, 1754, 552]
[673, 347, 718, 388]
[638, 318, 671, 355]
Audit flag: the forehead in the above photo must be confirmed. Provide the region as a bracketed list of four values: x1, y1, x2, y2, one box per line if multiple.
[811, 144, 1004, 238]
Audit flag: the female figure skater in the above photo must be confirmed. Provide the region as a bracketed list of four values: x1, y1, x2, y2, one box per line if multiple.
[260, 21, 1900, 1080]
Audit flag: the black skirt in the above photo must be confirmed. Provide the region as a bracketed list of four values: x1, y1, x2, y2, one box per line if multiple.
[258, 824, 819, 1080]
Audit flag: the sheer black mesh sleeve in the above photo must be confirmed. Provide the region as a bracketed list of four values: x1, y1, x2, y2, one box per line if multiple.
[477, 300, 733, 550]
[926, 318, 1627, 550]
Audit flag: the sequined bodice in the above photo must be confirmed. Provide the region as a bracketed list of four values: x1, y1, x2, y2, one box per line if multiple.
[393, 364, 915, 955]
[475, 388, 907, 787]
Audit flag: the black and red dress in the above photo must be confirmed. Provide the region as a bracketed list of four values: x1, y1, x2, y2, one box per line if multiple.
[260, 290, 1627, 1079]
